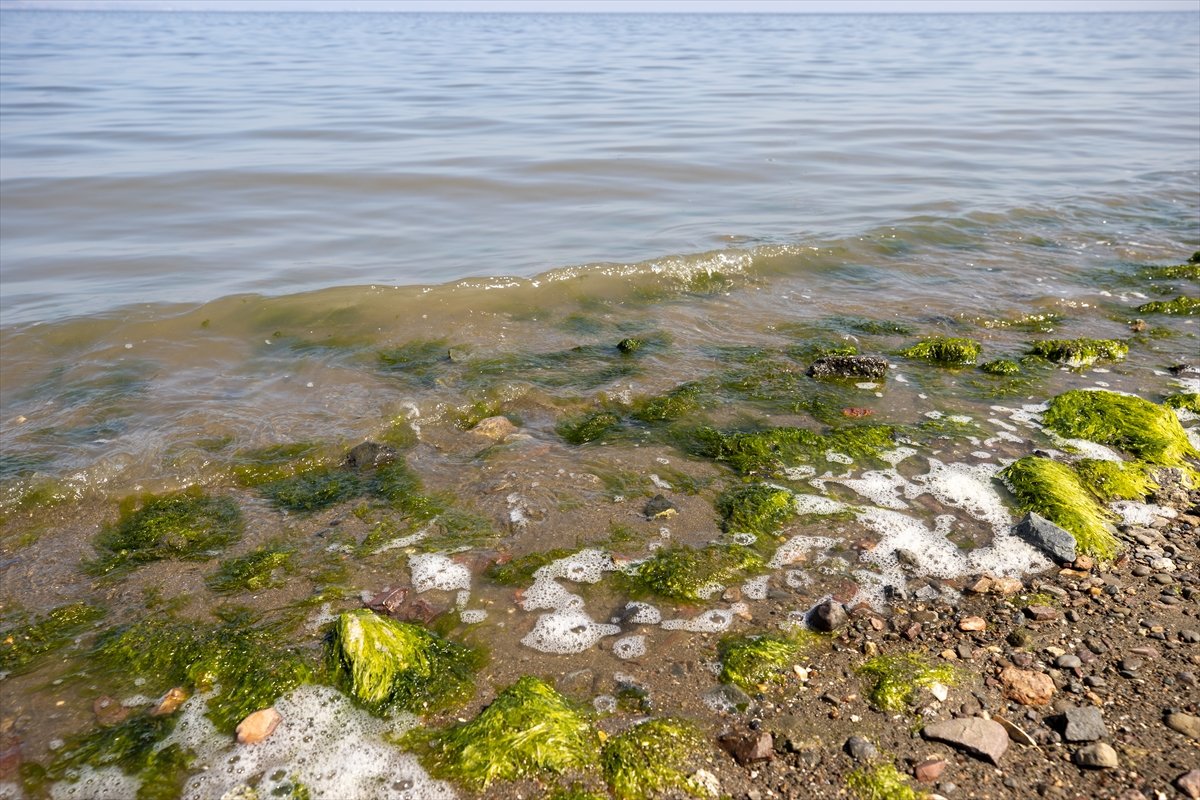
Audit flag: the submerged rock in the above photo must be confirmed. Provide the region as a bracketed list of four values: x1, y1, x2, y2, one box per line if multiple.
[1013, 511, 1077, 564]
[470, 416, 517, 440]
[343, 440, 399, 470]
[807, 355, 888, 380]
[922, 717, 1008, 765]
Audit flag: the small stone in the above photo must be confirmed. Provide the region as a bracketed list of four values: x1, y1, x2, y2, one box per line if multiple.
[990, 577, 1025, 595]
[151, 687, 188, 717]
[1073, 742, 1119, 769]
[903, 622, 923, 641]
[1175, 769, 1200, 799]
[1180, 629, 1200, 644]
[718, 731, 774, 765]
[643, 494, 678, 520]
[1073, 555, 1096, 571]
[691, 769, 721, 797]
[1061, 706, 1107, 742]
[914, 757, 947, 783]
[343, 440, 398, 469]
[922, 717, 1009, 765]
[1056, 655, 1082, 670]
[807, 355, 889, 380]
[470, 416, 517, 440]
[844, 735, 879, 761]
[92, 696, 129, 727]
[956, 643, 974, 660]
[1014, 512, 1077, 564]
[999, 666, 1055, 706]
[967, 576, 994, 594]
[808, 598, 848, 632]
[1024, 605, 1058, 622]
[235, 707, 282, 744]
[958, 616, 987, 632]
[1164, 711, 1200, 739]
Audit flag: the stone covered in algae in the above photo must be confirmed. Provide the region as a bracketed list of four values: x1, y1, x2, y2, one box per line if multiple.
[89, 489, 243, 574]
[858, 652, 958, 713]
[206, 543, 294, 594]
[716, 483, 796, 538]
[1042, 389, 1199, 467]
[601, 718, 710, 800]
[1164, 392, 1200, 413]
[1028, 338, 1127, 368]
[405, 675, 598, 791]
[556, 411, 622, 445]
[1136, 295, 1200, 315]
[846, 762, 924, 800]
[0, 602, 105, 674]
[630, 381, 707, 423]
[900, 336, 981, 366]
[999, 456, 1121, 561]
[628, 543, 764, 602]
[327, 608, 483, 715]
[687, 424, 896, 476]
[717, 630, 822, 692]
[1072, 458, 1158, 502]
[980, 358, 1021, 376]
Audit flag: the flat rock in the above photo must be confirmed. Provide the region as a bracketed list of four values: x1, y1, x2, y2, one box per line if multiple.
[235, 707, 282, 745]
[807, 355, 888, 380]
[718, 731, 773, 765]
[1074, 741, 1119, 769]
[1062, 706, 1107, 742]
[999, 666, 1056, 706]
[913, 757, 947, 783]
[1176, 769, 1200, 799]
[1165, 711, 1200, 739]
[1014, 512, 1077, 564]
[958, 616, 987, 632]
[470, 416, 517, 440]
[808, 598, 848, 632]
[922, 717, 1009, 765]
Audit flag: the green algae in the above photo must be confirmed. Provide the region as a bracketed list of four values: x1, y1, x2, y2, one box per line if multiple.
[1137, 295, 1200, 315]
[784, 339, 858, 362]
[47, 713, 183, 793]
[229, 442, 325, 487]
[260, 465, 364, 512]
[979, 311, 1065, 333]
[717, 630, 822, 692]
[999, 456, 1121, 561]
[1072, 458, 1158, 503]
[549, 786, 608, 800]
[377, 338, 452, 384]
[716, 483, 795, 537]
[557, 411, 623, 445]
[616, 337, 643, 354]
[628, 543, 763, 602]
[826, 316, 913, 336]
[846, 762, 924, 800]
[601, 718, 709, 800]
[406, 675, 599, 791]
[486, 548, 577, 585]
[900, 336, 981, 366]
[206, 543, 294, 594]
[1142, 261, 1200, 280]
[1164, 392, 1200, 413]
[859, 653, 959, 713]
[0, 602, 106, 675]
[980, 358, 1021, 376]
[327, 609, 483, 716]
[1042, 389, 1199, 467]
[630, 382, 708, 423]
[91, 617, 312, 734]
[1028, 338, 1128, 368]
[89, 489, 243, 575]
[688, 424, 896, 476]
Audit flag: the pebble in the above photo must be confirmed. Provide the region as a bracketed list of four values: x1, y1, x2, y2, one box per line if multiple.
[235, 707, 282, 744]
[151, 687, 188, 717]
[1164, 712, 1200, 739]
[1176, 769, 1200, 799]
[1132, 565, 1153, 577]
[1024, 605, 1058, 622]
[1073, 742, 1119, 769]
[999, 666, 1056, 706]
[958, 616, 987, 632]
[1056, 655, 1082, 670]
[1180, 630, 1200, 644]
[1061, 706, 1107, 742]
[922, 717, 1009, 765]
[808, 598, 848, 632]
[717, 730, 774, 765]
[844, 735, 879, 762]
[914, 757, 947, 783]
[1014, 512, 1078, 564]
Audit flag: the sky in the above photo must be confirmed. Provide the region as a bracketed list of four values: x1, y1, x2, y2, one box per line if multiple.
[1, 0, 1197, 12]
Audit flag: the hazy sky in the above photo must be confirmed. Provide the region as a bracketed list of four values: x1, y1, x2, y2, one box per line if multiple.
[2, 0, 1197, 11]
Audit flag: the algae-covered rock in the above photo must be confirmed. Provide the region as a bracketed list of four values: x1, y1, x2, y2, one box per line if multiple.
[999, 456, 1121, 561]
[980, 358, 1021, 376]
[327, 609, 483, 715]
[846, 762, 923, 800]
[1028, 338, 1127, 368]
[1073, 458, 1158, 502]
[806, 355, 888, 380]
[900, 336, 981, 366]
[629, 543, 763, 602]
[715, 483, 795, 537]
[90, 489, 243, 574]
[1164, 392, 1200, 413]
[0, 602, 105, 674]
[406, 675, 598, 790]
[601, 718, 709, 800]
[260, 465, 364, 512]
[1042, 389, 1199, 467]
[556, 411, 622, 445]
[630, 382, 706, 423]
[717, 630, 820, 692]
[858, 653, 958, 713]
[616, 337, 643, 354]
[688, 424, 895, 476]
[1137, 295, 1200, 315]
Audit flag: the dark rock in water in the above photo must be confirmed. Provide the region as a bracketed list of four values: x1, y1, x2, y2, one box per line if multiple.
[808, 598, 848, 632]
[718, 730, 774, 765]
[616, 337, 643, 354]
[1168, 363, 1199, 376]
[807, 355, 889, 380]
[843, 735, 878, 762]
[343, 441, 399, 470]
[643, 494, 678, 519]
[923, 717, 1009, 765]
[1061, 706, 1107, 742]
[1013, 511, 1077, 564]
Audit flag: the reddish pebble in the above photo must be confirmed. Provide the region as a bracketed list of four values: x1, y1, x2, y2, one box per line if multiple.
[236, 707, 282, 744]
[151, 687, 188, 717]
[914, 757, 947, 783]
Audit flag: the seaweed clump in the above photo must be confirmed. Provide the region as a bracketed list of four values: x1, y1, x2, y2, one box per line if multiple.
[1042, 389, 1199, 467]
[406, 675, 598, 791]
[858, 653, 958, 713]
[630, 382, 706, 423]
[900, 336, 981, 366]
[557, 411, 622, 445]
[1072, 458, 1158, 502]
[1028, 338, 1127, 368]
[89, 489, 243, 574]
[327, 609, 483, 715]
[629, 543, 763, 602]
[206, 543, 294, 594]
[715, 483, 795, 538]
[846, 762, 924, 800]
[980, 358, 1021, 376]
[1136, 296, 1200, 315]
[0, 602, 105, 674]
[1164, 392, 1200, 413]
[601, 718, 709, 800]
[688, 424, 895, 476]
[999, 456, 1121, 561]
[47, 713, 192, 799]
[717, 630, 822, 692]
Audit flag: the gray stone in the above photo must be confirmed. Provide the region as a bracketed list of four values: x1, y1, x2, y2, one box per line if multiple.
[1013, 511, 1077, 564]
[1180, 629, 1200, 644]
[642, 494, 678, 519]
[343, 440, 399, 470]
[922, 717, 1009, 765]
[1056, 655, 1083, 670]
[1074, 742, 1119, 769]
[808, 598, 848, 632]
[1164, 712, 1200, 739]
[843, 735, 878, 762]
[807, 355, 888, 380]
[1061, 706, 1107, 742]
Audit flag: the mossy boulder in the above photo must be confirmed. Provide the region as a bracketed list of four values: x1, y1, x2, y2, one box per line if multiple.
[999, 456, 1121, 561]
[900, 336, 981, 366]
[630, 382, 706, 423]
[1028, 339, 1127, 368]
[980, 358, 1021, 376]
[1164, 392, 1200, 413]
[1072, 458, 1158, 502]
[846, 762, 923, 800]
[601, 718, 709, 800]
[1042, 389, 1198, 467]
[89, 489, 243, 574]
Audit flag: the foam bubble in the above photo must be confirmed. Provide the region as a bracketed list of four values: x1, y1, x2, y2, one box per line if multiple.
[372, 529, 429, 554]
[521, 608, 621, 654]
[792, 494, 850, 515]
[594, 695, 617, 713]
[50, 767, 139, 800]
[823, 470, 909, 510]
[880, 446, 918, 466]
[769, 535, 838, 569]
[408, 553, 471, 593]
[742, 575, 769, 600]
[613, 635, 647, 659]
[541, 548, 616, 584]
[520, 577, 583, 612]
[731, 532, 757, 546]
[460, 609, 487, 624]
[783, 465, 817, 480]
[622, 602, 662, 625]
[661, 607, 736, 632]
[907, 459, 1012, 532]
[1113, 501, 1176, 526]
[825, 450, 853, 465]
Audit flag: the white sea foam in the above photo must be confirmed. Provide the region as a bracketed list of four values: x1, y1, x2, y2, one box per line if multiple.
[613, 635, 647, 659]
[408, 553, 471, 593]
[521, 608, 621, 654]
[622, 601, 662, 625]
[1113, 501, 1176, 526]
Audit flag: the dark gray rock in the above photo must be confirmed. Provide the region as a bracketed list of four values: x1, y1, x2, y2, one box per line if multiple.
[1168, 364, 1200, 376]
[923, 717, 1009, 765]
[1061, 706, 1107, 742]
[643, 494, 678, 520]
[807, 355, 889, 380]
[343, 440, 399, 470]
[1074, 742, 1119, 769]
[1013, 512, 1077, 564]
[808, 598, 849, 632]
[843, 735, 878, 762]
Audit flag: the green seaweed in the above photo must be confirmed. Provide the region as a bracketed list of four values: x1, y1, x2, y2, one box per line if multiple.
[549, 786, 608, 800]
[716, 483, 796, 538]
[1137, 295, 1200, 315]
[980, 358, 1021, 376]
[229, 442, 325, 487]
[687, 424, 896, 476]
[628, 543, 763, 602]
[1042, 389, 1199, 467]
[406, 675, 599, 790]
[858, 653, 959, 713]
[261, 465, 364, 512]
[1142, 262, 1200, 280]
[900, 336, 981, 366]
[206, 543, 294, 594]
[377, 339, 451, 384]
[630, 382, 707, 423]
[617, 338, 643, 354]
[0, 602, 106, 674]
[1028, 338, 1128, 368]
[717, 630, 821, 692]
[826, 317, 913, 336]
[327, 609, 483, 715]
[1164, 392, 1200, 413]
[132, 743, 194, 800]
[846, 762, 924, 800]
[979, 311, 1065, 333]
[601, 718, 708, 800]
[89, 489, 243, 574]
[1072, 458, 1158, 502]
[999, 456, 1121, 561]
[557, 411, 623, 445]
[47, 714, 179, 786]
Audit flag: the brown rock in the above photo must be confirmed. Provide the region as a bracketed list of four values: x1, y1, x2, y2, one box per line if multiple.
[1165, 712, 1200, 740]
[966, 576, 994, 594]
[92, 695, 129, 727]
[999, 666, 1055, 706]
[151, 687, 188, 717]
[1176, 769, 1200, 799]
[718, 731, 774, 765]
[471, 416, 517, 440]
[922, 717, 1009, 765]
[990, 577, 1024, 595]
[958, 616, 987, 632]
[235, 707, 282, 744]
[903, 622, 923, 641]
[1024, 605, 1058, 621]
[913, 757, 947, 783]
[1072, 555, 1096, 571]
